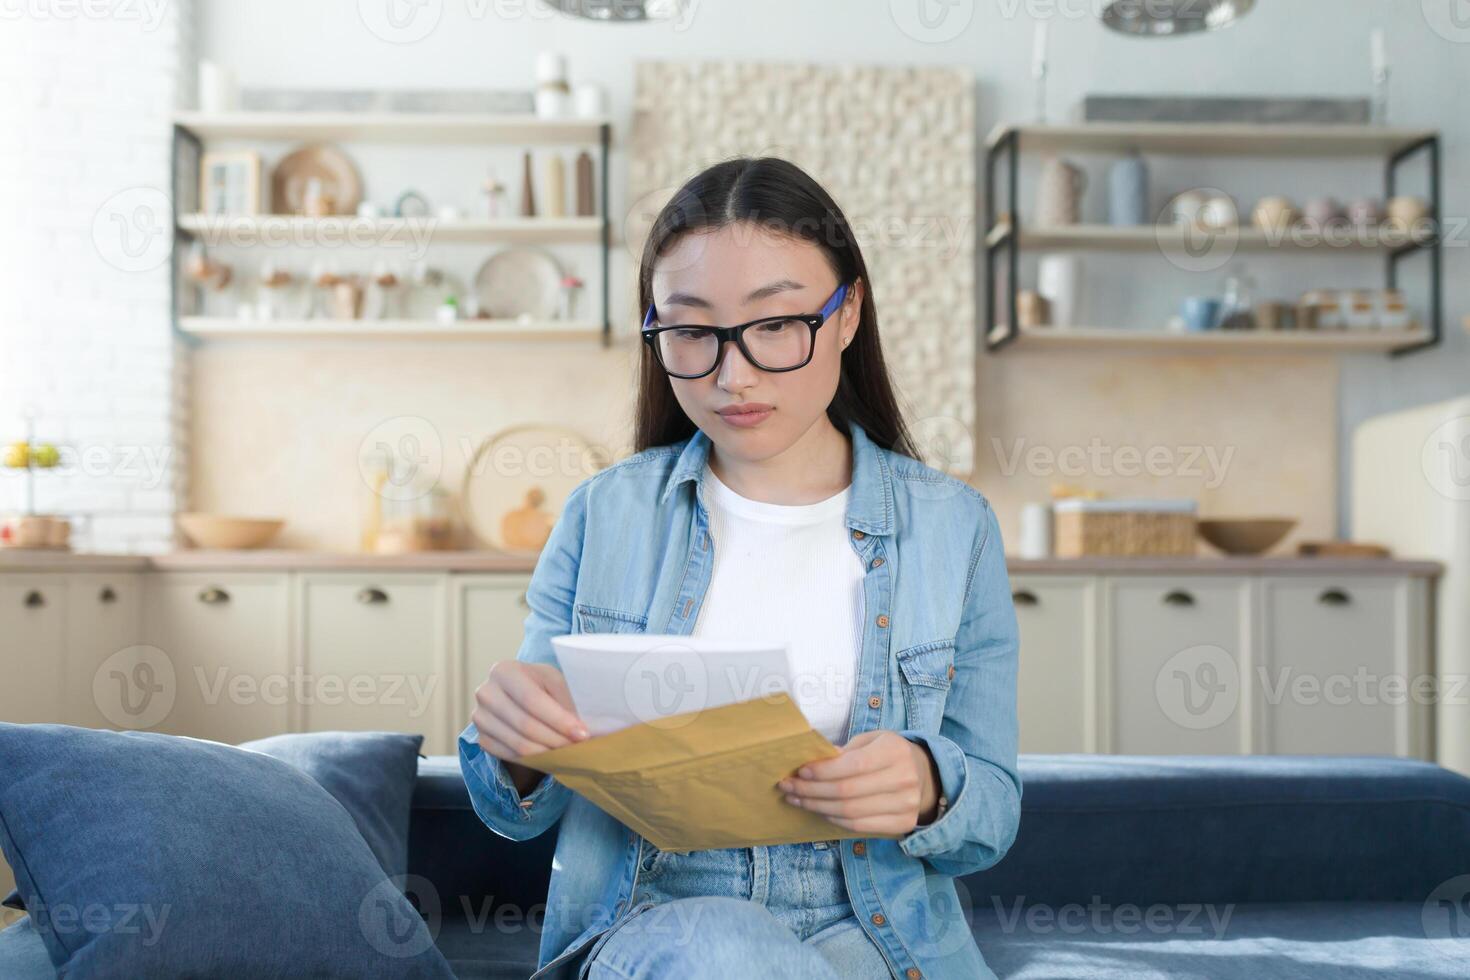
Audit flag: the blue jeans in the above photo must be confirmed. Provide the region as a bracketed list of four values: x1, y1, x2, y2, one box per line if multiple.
[576, 839, 894, 979]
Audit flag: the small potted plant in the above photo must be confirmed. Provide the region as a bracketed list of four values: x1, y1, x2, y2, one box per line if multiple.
[2, 416, 69, 549]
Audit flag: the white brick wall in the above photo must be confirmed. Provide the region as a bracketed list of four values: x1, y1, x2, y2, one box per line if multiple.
[0, 0, 195, 553]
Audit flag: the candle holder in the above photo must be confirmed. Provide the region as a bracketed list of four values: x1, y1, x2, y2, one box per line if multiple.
[1371, 66, 1391, 126]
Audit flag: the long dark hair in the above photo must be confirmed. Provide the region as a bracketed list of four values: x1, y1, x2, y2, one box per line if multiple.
[632, 157, 920, 461]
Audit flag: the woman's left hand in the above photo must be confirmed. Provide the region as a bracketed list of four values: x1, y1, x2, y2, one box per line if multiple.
[777, 730, 941, 835]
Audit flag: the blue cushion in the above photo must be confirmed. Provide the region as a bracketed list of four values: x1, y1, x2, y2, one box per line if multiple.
[0, 724, 453, 978]
[242, 731, 423, 878]
[967, 755, 1470, 906]
[971, 901, 1470, 978]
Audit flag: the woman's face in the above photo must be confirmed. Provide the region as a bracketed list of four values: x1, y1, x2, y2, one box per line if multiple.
[649, 222, 861, 463]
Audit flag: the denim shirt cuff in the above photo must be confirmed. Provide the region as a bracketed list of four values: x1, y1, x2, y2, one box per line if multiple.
[896, 729, 968, 858]
[458, 722, 558, 820]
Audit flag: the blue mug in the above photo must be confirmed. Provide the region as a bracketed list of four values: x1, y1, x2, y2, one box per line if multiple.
[1182, 297, 1222, 332]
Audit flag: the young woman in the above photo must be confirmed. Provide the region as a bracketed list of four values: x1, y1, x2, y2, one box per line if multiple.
[460, 157, 1021, 980]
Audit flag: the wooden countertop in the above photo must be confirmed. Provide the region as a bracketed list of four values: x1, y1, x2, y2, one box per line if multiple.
[1007, 556, 1442, 577]
[0, 550, 1442, 577]
[0, 550, 538, 573]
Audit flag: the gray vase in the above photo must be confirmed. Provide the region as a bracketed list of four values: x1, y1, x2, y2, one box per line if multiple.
[1108, 155, 1149, 226]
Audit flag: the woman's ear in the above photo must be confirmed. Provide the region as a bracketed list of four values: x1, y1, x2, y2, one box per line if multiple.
[841, 277, 863, 347]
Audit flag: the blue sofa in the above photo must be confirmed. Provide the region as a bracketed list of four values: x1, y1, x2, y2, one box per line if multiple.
[5, 754, 1469, 978]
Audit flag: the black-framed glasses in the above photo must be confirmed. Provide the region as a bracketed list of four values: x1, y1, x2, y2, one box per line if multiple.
[640, 281, 851, 379]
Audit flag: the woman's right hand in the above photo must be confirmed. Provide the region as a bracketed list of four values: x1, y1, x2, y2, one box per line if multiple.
[472, 661, 590, 765]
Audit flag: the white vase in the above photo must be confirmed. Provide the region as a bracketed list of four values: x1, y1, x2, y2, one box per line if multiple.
[1036, 254, 1083, 328]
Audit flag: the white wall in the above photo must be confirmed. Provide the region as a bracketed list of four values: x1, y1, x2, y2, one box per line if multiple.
[0, 0, 194, 552]
[191, 0, 1467, 541]
[10, 1, 1460, 551]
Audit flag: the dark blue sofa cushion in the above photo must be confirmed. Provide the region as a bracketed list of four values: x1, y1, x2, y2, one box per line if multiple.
[0, 724, 453, 978]
[966, 756, 1470, 906]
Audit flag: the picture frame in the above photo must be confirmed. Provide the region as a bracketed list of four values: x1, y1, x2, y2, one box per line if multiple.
[199, 150, 263, 215]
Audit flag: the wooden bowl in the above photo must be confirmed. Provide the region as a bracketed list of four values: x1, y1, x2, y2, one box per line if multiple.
[1197, 518, 1297, 556]
[177, 513, 284, 550]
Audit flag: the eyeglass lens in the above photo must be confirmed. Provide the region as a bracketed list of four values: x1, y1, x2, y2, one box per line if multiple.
[656, 319, 811, 376]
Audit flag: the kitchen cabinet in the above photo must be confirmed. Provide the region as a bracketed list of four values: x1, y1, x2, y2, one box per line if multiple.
[1260, 577, 1431, 757]
[142, 573, 291, 744]
[1105, 578, 1253, 755]
[64, 573, 143, 728]
[0, 575, 67, 725]
[1010, 575, 1098, 753]
[295, 573, 451, 754]
[452, 574, 533, 740]
[0, 556, 1439, 764]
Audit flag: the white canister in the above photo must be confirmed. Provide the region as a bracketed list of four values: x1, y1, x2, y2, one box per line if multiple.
[574, 82, 607, 119]
[1019, 503, 1053, 560]
[198, 60, 236, 113]
[1036, 254, 1083, 328]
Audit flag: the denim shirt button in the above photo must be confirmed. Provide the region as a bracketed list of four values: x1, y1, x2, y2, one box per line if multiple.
[851, 529, 865, 540]
[905, 969, 922, 980]
[867, 695, 882, 709]
[871, 912, 886, 926]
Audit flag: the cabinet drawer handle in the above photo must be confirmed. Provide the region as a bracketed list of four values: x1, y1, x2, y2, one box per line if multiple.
[1317, 588, 1352, 607]
[1162, 590, 1196, 608]
[1012, 589, 1040, 607]
[99, 586, 117, 604]
[357, 587, 389, 605]
[198, 586, 231, 605]
[23, 590, 45, 609]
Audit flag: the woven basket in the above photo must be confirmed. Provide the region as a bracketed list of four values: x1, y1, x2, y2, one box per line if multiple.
[1053, 501, 1197, 558]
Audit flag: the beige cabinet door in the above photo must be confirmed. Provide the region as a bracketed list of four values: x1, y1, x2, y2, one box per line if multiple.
[142, 573, 290, 744]
[1011, 575, 1099, 753]
[64, 573, 144, 728]
[0, 575, 67, 724]
[452, 574, 532, 747]
[1261, 577, 1429, 758]
[296, 574, 450, 754]
[1105, 577, 1253, 755]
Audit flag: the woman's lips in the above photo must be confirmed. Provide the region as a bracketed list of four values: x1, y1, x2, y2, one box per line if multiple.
[715, 405, 774, 429]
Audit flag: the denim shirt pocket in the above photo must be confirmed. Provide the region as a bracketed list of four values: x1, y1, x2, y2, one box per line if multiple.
[895, 639, 955, 732]
[573, 603, 648, 635]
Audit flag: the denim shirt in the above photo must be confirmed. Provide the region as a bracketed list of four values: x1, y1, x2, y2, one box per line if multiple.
[459, 419, 1022, 980]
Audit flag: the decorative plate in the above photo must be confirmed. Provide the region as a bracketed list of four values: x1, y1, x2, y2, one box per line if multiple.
[461, 425, 610, 554]
[473, 247, 564, 320]
[271, 143, 362, 215]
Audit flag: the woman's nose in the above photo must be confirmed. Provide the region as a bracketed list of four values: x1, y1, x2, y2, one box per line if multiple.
[716, 340, 759, 391]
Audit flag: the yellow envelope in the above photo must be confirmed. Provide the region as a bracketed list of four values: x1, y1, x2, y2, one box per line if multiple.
[519, 692, 898, 851]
